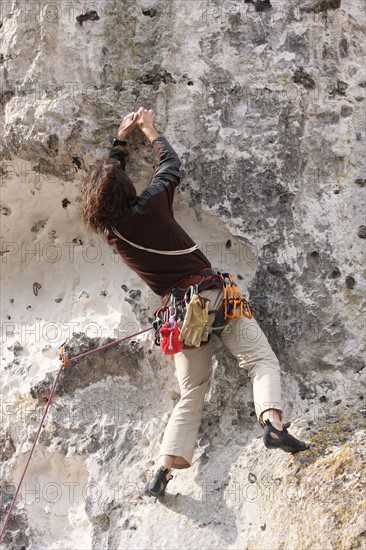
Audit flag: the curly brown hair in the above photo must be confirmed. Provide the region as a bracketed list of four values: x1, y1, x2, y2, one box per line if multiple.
[82, 158, 137, 233]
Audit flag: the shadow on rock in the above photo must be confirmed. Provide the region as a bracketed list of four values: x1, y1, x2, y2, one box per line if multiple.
[31, 332, 144, 400]
[158, 492, 238, 545]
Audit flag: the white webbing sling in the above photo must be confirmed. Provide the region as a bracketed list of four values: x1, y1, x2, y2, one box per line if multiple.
[111, 226, 198, 256]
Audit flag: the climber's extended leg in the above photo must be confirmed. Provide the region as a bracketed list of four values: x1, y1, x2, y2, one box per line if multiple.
[145, 340, 213, 497]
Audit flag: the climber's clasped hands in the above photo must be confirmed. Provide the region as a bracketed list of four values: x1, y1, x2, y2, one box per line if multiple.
[116, 107, 156, 140]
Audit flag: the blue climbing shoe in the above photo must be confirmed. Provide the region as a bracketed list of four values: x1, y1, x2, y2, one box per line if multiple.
[145, 467, 172, 498]
[263, 420, 310, 453]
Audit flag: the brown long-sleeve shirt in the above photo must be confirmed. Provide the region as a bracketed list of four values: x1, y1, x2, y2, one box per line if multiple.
[103, 136, 214, 296]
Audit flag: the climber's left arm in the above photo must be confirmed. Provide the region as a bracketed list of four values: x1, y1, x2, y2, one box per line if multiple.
[108, 112, 137, 170]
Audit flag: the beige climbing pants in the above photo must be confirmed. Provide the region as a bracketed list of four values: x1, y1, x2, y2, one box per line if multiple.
[159, 288, 282, 469]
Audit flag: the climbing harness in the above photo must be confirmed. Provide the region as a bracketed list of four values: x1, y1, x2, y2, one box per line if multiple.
[0, 325, 152, 542]
[153, 269, 252, 352]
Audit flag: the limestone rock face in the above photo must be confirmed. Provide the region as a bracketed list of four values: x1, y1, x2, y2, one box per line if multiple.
[1, 1, 365, 548]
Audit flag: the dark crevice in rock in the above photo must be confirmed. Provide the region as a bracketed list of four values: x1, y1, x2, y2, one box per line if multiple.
[357, 226, 366, 239]
[142, 8, 157, 17]
[125, 289, 142, 303]
[330, 267, 341, 278]
[301, 0, 341, 14]
[76, 10, 100, 26]
[0, 89, 15, 104]
[139, 70, 176, 86]
[72, 157, 82, 169]
[354, 178, 366, 187]
[293, 68, 316, 90]
[47, 134, 59, 156]
[91, 513, 111, 531]
[345, 276, 356, 289]
[339, 37, 348, 57]
[329, 80, 349, 97]
[0, 428, 16, 460]
[0, 204, 12, 216]
[33, 282, 42, 296]
[244, 0, 272, 12]
[31, 219, 47, 233]
[279, 192, 295, 204]
[267, 262, 286, 276]
[340, 105, 353, 118]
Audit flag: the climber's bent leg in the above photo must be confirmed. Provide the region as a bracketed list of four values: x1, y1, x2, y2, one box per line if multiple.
[219, 313, 283, 427]
[220, 313, 309, 452]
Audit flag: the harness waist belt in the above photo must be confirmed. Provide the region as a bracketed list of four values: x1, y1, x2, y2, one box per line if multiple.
[161, 269, 222, 302]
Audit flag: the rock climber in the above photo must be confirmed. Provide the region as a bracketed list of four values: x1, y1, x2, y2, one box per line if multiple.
[81, 107, 310, 498]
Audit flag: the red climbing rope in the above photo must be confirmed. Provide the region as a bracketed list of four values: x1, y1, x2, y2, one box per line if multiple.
[0, 325, 153, 542]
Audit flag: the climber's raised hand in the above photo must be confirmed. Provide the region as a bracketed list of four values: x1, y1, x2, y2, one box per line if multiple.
[135, 107, 160, 143]
[116, 112, 138, 140]
[135, 107, 156, 129]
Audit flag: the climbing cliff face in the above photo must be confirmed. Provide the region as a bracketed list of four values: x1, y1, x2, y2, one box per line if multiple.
[1, 1, 365, 548]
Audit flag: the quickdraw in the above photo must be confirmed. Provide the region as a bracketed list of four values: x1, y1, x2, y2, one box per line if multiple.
[153, 306, 170, 345]
[59, 346, 68, 367]
[183, 284, 199, 306]
[217, 272, 252, 321]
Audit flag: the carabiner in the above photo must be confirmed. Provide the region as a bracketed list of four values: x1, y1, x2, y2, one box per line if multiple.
[241, 298, 252, 319]
[59, 346, 68, 368]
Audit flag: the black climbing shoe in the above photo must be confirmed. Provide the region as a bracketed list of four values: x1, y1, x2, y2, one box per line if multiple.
[263, 420, 310, 453]
[145, 467, 173, 498]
